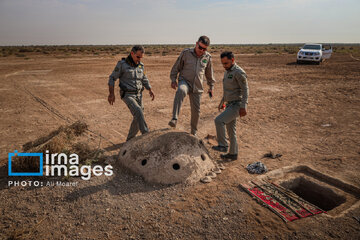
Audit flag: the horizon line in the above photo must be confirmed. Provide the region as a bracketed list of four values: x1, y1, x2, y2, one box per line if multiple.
[1, 42, 360, 47]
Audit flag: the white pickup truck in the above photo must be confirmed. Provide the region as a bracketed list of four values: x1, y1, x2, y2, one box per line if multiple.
[297, 43, 332, 64]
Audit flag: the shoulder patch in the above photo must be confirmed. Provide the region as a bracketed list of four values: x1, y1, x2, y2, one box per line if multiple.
[228, 74, 233, 79]
[202, 59, 207, 64]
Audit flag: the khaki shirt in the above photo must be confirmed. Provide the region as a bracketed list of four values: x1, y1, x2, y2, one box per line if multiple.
[108, 59, 151, 92]
[223, 64, 249, 108]
[170, 48, 215, 93]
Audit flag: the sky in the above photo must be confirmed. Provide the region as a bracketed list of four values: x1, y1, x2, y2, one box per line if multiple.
[0, 0, 359, 45]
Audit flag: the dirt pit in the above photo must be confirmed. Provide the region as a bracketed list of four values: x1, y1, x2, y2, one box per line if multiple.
[281, 176, 346, 211]
[260, 165, 360, 217]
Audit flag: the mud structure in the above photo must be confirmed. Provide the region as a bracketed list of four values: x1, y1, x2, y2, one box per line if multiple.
[117, 129, 216, 184]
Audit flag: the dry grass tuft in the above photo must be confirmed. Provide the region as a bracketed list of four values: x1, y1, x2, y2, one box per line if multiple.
[10, 121, 105, 173]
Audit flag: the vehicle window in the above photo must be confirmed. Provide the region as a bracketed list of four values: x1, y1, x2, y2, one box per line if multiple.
[302, 45, 321, 50]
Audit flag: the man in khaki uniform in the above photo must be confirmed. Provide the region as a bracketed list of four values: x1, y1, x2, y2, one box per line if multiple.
[212, 51, 249, 160]
[108, 45, 155, 141]
[169, 36, 216, 136]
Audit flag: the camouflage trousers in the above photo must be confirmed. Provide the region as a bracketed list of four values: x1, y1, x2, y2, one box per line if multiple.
[122, 92, 149, 141]
[172, 80, 201, 135]
[214, 101, 241, 154]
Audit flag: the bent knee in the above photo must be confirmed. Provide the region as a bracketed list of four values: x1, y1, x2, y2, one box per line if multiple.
[177, 86, 188, 96]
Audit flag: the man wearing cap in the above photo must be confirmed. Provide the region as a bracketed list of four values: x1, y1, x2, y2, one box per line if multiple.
[212, 51, 249, 160]
[108, 45, 155, 141]
[168, 36, 215, 136]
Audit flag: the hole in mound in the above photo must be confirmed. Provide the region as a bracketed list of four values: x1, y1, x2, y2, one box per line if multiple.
[122, 150, 127, 156]
[201, 154, 206, 161]
[280, 177, 346, 211]
[173, 163, 180, 170]
[141, 159, 147, 166]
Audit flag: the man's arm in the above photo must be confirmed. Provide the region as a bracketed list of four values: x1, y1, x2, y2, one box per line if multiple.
[205, 56, 216, 92]
[108, 61, 122, 105]
[236, 71, 249, 117]
[141, 67, 151, 90]
[141, 68, 155, 101]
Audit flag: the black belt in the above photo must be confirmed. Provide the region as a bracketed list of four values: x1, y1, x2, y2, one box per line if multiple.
[125, 91, 139, 94]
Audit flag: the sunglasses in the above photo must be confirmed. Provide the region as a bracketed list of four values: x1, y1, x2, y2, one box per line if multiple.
[197, 44, 207, 51]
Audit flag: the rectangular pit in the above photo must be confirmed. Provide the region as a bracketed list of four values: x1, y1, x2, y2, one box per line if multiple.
[258, 165, 360, 217]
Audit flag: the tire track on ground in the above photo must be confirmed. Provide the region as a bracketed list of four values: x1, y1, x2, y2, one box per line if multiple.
[23, 87, 117, 147]
[24, 88, 72, 122]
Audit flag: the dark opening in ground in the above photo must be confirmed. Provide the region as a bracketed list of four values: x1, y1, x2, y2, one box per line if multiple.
[280, 177, 346, 211]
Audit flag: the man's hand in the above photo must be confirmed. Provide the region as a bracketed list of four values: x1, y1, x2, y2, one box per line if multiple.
[218, 101, 225, 111]
[208, 89, 213, 98]
[108, 93, 115, 105]
[171, 82, 178, 90]
[239, 108, 247, 117]
[149, 89, 155, 101]
[218, 103, 225, 111]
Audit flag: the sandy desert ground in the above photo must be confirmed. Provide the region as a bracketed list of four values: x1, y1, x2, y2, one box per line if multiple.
[0, 48, 359, 239]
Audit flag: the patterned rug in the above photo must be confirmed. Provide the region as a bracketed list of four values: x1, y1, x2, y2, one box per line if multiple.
[240, 180, 325, 222]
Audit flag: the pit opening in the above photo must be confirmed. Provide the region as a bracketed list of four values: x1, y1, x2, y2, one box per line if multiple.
[280, 177, 346, 211]
[173, 163, 180, 170]
[201, 154, 206, 161]
[141, 159, 147, 166]
[122, 150, 127, 156]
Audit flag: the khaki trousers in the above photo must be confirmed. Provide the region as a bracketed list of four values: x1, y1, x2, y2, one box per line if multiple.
[214, 101, 241, 154]
[122, 93, 149, 141]
[172, 80, 201, 135]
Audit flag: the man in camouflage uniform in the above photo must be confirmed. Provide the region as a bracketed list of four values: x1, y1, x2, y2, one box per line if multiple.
[169, 36, 216, 136]
[108, 45, 155, 141]
[212, 51, 249, 160]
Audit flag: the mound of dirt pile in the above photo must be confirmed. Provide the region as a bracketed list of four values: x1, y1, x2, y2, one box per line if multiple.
[117, 129, 216, 184]
[11, 121, 105, 172]
[22, 121, 88, 152]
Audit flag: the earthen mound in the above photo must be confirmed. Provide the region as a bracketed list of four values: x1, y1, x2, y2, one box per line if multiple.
[117, 129, 215, 184]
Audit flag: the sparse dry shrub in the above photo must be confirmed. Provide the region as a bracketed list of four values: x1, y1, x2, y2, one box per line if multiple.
[11, 121, 89, 172]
